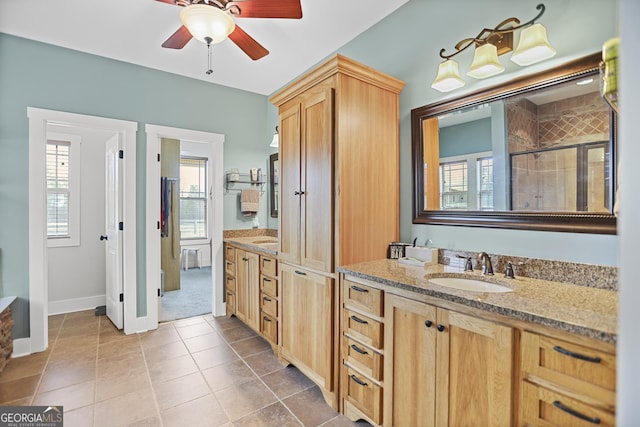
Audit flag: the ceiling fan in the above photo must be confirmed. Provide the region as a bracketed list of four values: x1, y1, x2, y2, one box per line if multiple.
[158, 0, 303, 61]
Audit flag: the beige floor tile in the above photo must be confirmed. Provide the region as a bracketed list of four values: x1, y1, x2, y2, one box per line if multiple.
[175, 322, 215, 340]
[1, 397, 34, 406]
[172, 316, 206, 328]
[38, 359, 96, 393]
[191, 344, 238, 371]
[96, 369, 150, 403]
[318, 415, 372, 426]
[183, 332, 224, 353]
[0, 351, 49, 383]
[217, 325, 257, 343]
[152, 372, 210, 411]
[33, 380, 95, 412]
[0, 374, 40, 404]
[283, 387, 339, 427]
[127, 416, 162, 426]
[206, 315, 245, 331]
[233, 402, 302, 427]
[57, 321, 100, 339]
[201, 359, 257, 392]
[142, 340, 189, 366]
[148, 354, 198, 383]
[244, 349, 286, 377]
[64, 404, 95, 427]
[261, 366, 316, 399]
[213, 378, 277, 421]
[63, 312, 100, 328]
[230, 335, 272, 358]
[49, 314, 65, 330]
[94, 387, 158, 427]
[97, 350, 146, 380]
[140, 325, 181, 350]
[161, 394, 228, 427]
[98, 335, 142, 359]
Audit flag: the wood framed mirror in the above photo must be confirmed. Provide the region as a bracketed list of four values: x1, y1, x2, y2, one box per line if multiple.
[269, 153, 278, 218]
[412, 53, 617, 234]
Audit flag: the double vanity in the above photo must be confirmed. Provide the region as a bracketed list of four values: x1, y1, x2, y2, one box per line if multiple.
[224, 236, 617, 426]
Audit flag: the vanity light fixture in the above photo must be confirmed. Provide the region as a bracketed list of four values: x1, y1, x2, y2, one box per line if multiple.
[269, 126, 279, 148]
[431, 3, 556, 93]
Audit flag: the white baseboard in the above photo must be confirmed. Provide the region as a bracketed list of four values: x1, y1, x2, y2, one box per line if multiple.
[12, 338, 32, 358]
[48, 295, 106, 315]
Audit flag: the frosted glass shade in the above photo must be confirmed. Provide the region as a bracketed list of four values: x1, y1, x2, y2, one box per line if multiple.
[511, 23, 556, 66]
[431, 60, 465, 93]
[270, 132, 279, 148]
[180, 4, 235, 45]
[467, 43, 505, 79]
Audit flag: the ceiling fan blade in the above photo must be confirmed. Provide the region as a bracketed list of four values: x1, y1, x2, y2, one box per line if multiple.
[228, 25, 269, 60]
[162, 26, 193, 49]
[228, 0, 302, 19]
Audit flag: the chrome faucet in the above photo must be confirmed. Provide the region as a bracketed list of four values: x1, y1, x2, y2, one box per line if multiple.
[477, 252, 494, 275]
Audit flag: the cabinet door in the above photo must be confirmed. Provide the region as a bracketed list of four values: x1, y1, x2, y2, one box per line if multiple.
[383, 294, 437, 427]
[300, 88, 334, 272]
[245, 251, 260, 331]
[436, 309, 514, 427]
[279, 104, 301, 266]
[235, 249, 248, 322]
[280, 263, 334, 390]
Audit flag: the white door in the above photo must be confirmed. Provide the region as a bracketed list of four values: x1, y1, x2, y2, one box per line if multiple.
[105, 135, 124, 329]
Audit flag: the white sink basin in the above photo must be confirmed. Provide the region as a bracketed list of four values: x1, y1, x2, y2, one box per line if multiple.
[429, 277, 513, 293]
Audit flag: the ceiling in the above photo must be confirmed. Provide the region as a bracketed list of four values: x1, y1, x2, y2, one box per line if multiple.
[0, 0, 409, 95]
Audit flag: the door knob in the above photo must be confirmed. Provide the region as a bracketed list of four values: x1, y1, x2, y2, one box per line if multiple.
[100, 235, 108, 241]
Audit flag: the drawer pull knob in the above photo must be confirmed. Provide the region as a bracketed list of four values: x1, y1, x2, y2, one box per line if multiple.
[263, 316, 272, 322]
[436, 324, 445, 332]
[425, 320, 433, 328]
[351, 344, 369, 355]
[263, 296, 272, 302]
[263, 278, 272, 282]
[553, 345, 602, 363]
[350, 374, 368, 387]
[350, 285, 369, 293]
[263, 258, 272, 262]
[553, 400, 601, 424]
[350, 315, 368, 324]
[294, 270, 307, 276]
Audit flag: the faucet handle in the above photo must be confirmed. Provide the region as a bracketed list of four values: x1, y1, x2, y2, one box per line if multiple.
[505, 261, 515, 279]
[457, 255, 474, 271]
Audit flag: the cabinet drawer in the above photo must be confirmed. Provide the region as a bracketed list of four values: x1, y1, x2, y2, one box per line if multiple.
[343, 279, 383, 317]
[521, 382, 614, 427]
[260, 293, 278, 318]
[260, 255, 277, 277]
[343, 336, 383, 381]
[343, 309, 383, 349]
[260, 275, 278, 297]
[521, 332, 616, 402]
[225, 260, 235, 276]
[225, 244, 235, 261]
[261, 313, 278, 344]
[225, 275, 236, 293]
[344, 367, 382, 425]
[226, 291, 236, 315]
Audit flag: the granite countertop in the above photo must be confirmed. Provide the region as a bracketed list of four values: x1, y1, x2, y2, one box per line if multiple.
[224, 236, 278, 256]
[337, 259, 618, 344]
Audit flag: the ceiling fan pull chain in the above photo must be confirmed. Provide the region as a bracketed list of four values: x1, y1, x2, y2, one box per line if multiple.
[205, 36, 213, 75]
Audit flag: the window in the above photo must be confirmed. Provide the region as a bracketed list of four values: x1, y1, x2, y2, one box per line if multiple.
[46, 133, 81, 247]
[440, 160, 468, 209]
[180, 157, 207, 239]
[477, 157, 494, 211]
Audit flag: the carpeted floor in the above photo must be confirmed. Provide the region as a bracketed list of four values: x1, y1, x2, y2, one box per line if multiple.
[160, 266, 212, 322]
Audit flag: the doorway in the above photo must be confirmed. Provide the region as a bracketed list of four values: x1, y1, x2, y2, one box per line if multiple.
[145, 125, 225, 332]
[27, 108, 137, 354]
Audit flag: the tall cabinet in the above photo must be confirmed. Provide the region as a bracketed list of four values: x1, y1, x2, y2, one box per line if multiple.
[269, 54, 404, 409]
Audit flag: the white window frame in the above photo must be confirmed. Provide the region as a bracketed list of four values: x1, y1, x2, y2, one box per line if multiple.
[179, 156, 208, 240]
[440, 151, 492, 211]
[47, 132, 81, 247]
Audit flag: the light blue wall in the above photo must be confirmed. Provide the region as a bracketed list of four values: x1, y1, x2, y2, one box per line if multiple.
[0, 33, 272, 338]
[439, 118, 492, 158]
[332, 0, 618, 265]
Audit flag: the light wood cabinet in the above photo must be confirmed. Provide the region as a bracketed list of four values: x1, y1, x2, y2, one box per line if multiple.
[235, 248, 259, 331]
[271, 54, 404, 410]
[280, 263, 334, 397]
[520, 331, 616, 426]
[383, 293, 514, 427]
[224, 244, 236, 316]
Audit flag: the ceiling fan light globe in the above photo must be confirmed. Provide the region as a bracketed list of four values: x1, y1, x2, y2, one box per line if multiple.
[180, 4, 236, 45]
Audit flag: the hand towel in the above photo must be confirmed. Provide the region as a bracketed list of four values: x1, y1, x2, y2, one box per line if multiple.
[241, 189, 260, 215]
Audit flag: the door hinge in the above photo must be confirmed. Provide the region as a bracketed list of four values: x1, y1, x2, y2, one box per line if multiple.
[119, 293, 124, 302]
[157, 221, 160, 230]
[157, 153, 160, 162]
[119, 150, 124, 159]
[119, 222, 124, 231]
[157, 288, 161, 297]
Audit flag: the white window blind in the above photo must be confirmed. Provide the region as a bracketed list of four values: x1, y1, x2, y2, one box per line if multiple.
[477, 157, 494, 211]
[440, 160, 468, 210]
[180, 157, 208, 239]
[47, 140, 71, 237]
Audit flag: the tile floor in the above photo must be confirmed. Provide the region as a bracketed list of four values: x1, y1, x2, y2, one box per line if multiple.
[0, 311, 370, 427]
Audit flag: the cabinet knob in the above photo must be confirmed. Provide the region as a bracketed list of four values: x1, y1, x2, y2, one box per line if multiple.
[436, 324, 445, 332]
[424, 320, 433, 328]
